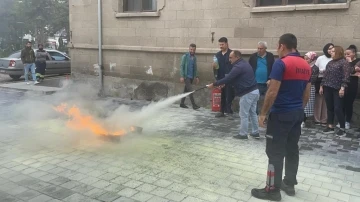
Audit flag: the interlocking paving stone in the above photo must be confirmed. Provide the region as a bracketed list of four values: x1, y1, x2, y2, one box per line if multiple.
[181, 196, 206, 202]
[152, 187, 172, 197]
[112, 196, 138, 202]
[97, 192, 121, 202]
[84, 188, 107, 198]
[63, 193, 100, 202]
[130, 191, 153, 202]
[329, 191, 351, 201]
[28, 194, 54, 202]
[135, 183, 158, 193]
[40, 186, 75, 200]
[1, 89, 360, 202]
[154, 179, 173, 188]
[71, 183, 94, 194]
[147, 196, 169, 202]
[165, 191, 187, 201]
[117, 188, 138, 198]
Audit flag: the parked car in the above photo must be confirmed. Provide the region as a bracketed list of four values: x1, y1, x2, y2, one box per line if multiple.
[0, 49, 71, 80]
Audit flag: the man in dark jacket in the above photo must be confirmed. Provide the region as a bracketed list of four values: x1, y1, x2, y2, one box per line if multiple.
[35, 44, 51, 82]
[208, 50, 260, 140]
[212, 37, 235, 118]
[248, 41, 275, 114]
[21, 41, 38, 84]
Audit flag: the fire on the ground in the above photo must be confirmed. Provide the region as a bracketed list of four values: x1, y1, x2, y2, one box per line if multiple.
[54, 103, 136, 136]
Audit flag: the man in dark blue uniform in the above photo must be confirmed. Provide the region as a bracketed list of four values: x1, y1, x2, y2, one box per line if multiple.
[251, 33, 311, 201]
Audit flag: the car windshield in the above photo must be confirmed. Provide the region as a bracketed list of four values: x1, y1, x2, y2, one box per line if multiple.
[8, 52, 21, 58]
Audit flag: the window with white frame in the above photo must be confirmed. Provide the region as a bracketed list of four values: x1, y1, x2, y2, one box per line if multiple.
[123, 0, 157, 12]
[256, 0, 347, 7]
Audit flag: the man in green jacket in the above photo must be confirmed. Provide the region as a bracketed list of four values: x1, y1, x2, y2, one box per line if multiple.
[21, 41, 38, 84]
[180, 43, 200, 110]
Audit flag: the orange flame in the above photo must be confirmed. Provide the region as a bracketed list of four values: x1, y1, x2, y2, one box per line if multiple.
[54, 103, 128, 136]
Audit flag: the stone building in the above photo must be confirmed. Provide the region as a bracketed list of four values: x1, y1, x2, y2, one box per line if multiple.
[69, 0, 359, 108]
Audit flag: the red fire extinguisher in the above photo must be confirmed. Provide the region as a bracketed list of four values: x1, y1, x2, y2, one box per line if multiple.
[211, 87, 222, 112]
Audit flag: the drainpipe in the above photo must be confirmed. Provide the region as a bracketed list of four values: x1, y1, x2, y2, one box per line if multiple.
[98, 0, 104, 95]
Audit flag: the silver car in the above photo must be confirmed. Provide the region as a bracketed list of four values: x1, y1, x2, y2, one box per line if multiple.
[0, 49, 71, 80]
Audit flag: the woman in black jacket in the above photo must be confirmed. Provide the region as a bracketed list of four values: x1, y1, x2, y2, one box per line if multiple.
[339, 45, 360, 129]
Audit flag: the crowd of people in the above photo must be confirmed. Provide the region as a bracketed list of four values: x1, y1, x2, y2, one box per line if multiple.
[180, 36, 360, 138]
[179, 33, 359, 201]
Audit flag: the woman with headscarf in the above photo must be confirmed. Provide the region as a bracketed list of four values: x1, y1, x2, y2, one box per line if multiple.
[314, 43, 334, 126]
[35, 44, 50, 82]
[302, 52, 319, 128]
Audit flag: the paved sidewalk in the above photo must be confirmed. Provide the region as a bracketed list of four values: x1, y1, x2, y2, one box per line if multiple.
[1, 90, 360, 202]
[0, 82, 61, 94]
[0, 76, 67, 94]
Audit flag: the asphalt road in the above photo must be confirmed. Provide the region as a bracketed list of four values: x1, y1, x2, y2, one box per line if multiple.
[0, 74, 13, 83]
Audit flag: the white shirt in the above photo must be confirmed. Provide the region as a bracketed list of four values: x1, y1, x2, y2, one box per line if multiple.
[315, 55, 332, 77]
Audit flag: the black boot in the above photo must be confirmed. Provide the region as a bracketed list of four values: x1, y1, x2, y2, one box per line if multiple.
[251, 188, 281, 201]
[192, 105, 200, 110]
[180, 104, 188, 108]
[281, 180, 295, 196]
[215, 112, 225, 118]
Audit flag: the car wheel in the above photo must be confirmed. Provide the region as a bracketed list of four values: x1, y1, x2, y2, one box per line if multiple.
[9, 75, 21, 80]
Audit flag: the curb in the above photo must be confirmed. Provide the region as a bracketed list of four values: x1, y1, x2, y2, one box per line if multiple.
[0, 86, 59, 95]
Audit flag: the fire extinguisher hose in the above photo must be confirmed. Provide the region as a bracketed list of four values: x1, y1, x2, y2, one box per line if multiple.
[191, 85, 209, 93]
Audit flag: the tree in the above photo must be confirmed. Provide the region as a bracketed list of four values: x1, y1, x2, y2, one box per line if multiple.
[0, 0, 69, 57]
[0, 0, 19, 57]
[52, 0, 69, 40]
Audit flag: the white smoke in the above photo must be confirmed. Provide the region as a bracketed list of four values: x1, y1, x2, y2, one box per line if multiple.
[2, 80, 194, 149]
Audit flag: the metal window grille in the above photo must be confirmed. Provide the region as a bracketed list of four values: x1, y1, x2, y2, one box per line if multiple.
[123, 0, 157, 12]
[256, 0, 347, 6]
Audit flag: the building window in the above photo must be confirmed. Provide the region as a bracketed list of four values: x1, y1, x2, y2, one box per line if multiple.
[123, 0, 157, 12]
[256, 0, 347, 7]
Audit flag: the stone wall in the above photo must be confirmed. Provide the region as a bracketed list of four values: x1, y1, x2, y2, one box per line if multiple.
[69, 0, 360, 50]
[69, 0, 360, 84]
[68, 0, 360, 124]
[69, 48, 236, 107]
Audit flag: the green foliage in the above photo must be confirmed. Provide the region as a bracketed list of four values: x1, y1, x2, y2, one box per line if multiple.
[0, 0, 69, 57]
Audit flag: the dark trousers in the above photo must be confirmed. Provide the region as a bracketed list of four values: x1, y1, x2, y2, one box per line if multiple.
[256, 83, 268, 115]
[35, 61, 46, 79]
[220, 85, 235, 114]
[265, 110, 303, 190]
[180, 78, 196, 106]
[324, 86, 345, 128]
[343, 77, 358, 123]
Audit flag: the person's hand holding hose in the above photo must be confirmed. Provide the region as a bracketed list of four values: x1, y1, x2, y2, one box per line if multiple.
[207, 83, 224, 89]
